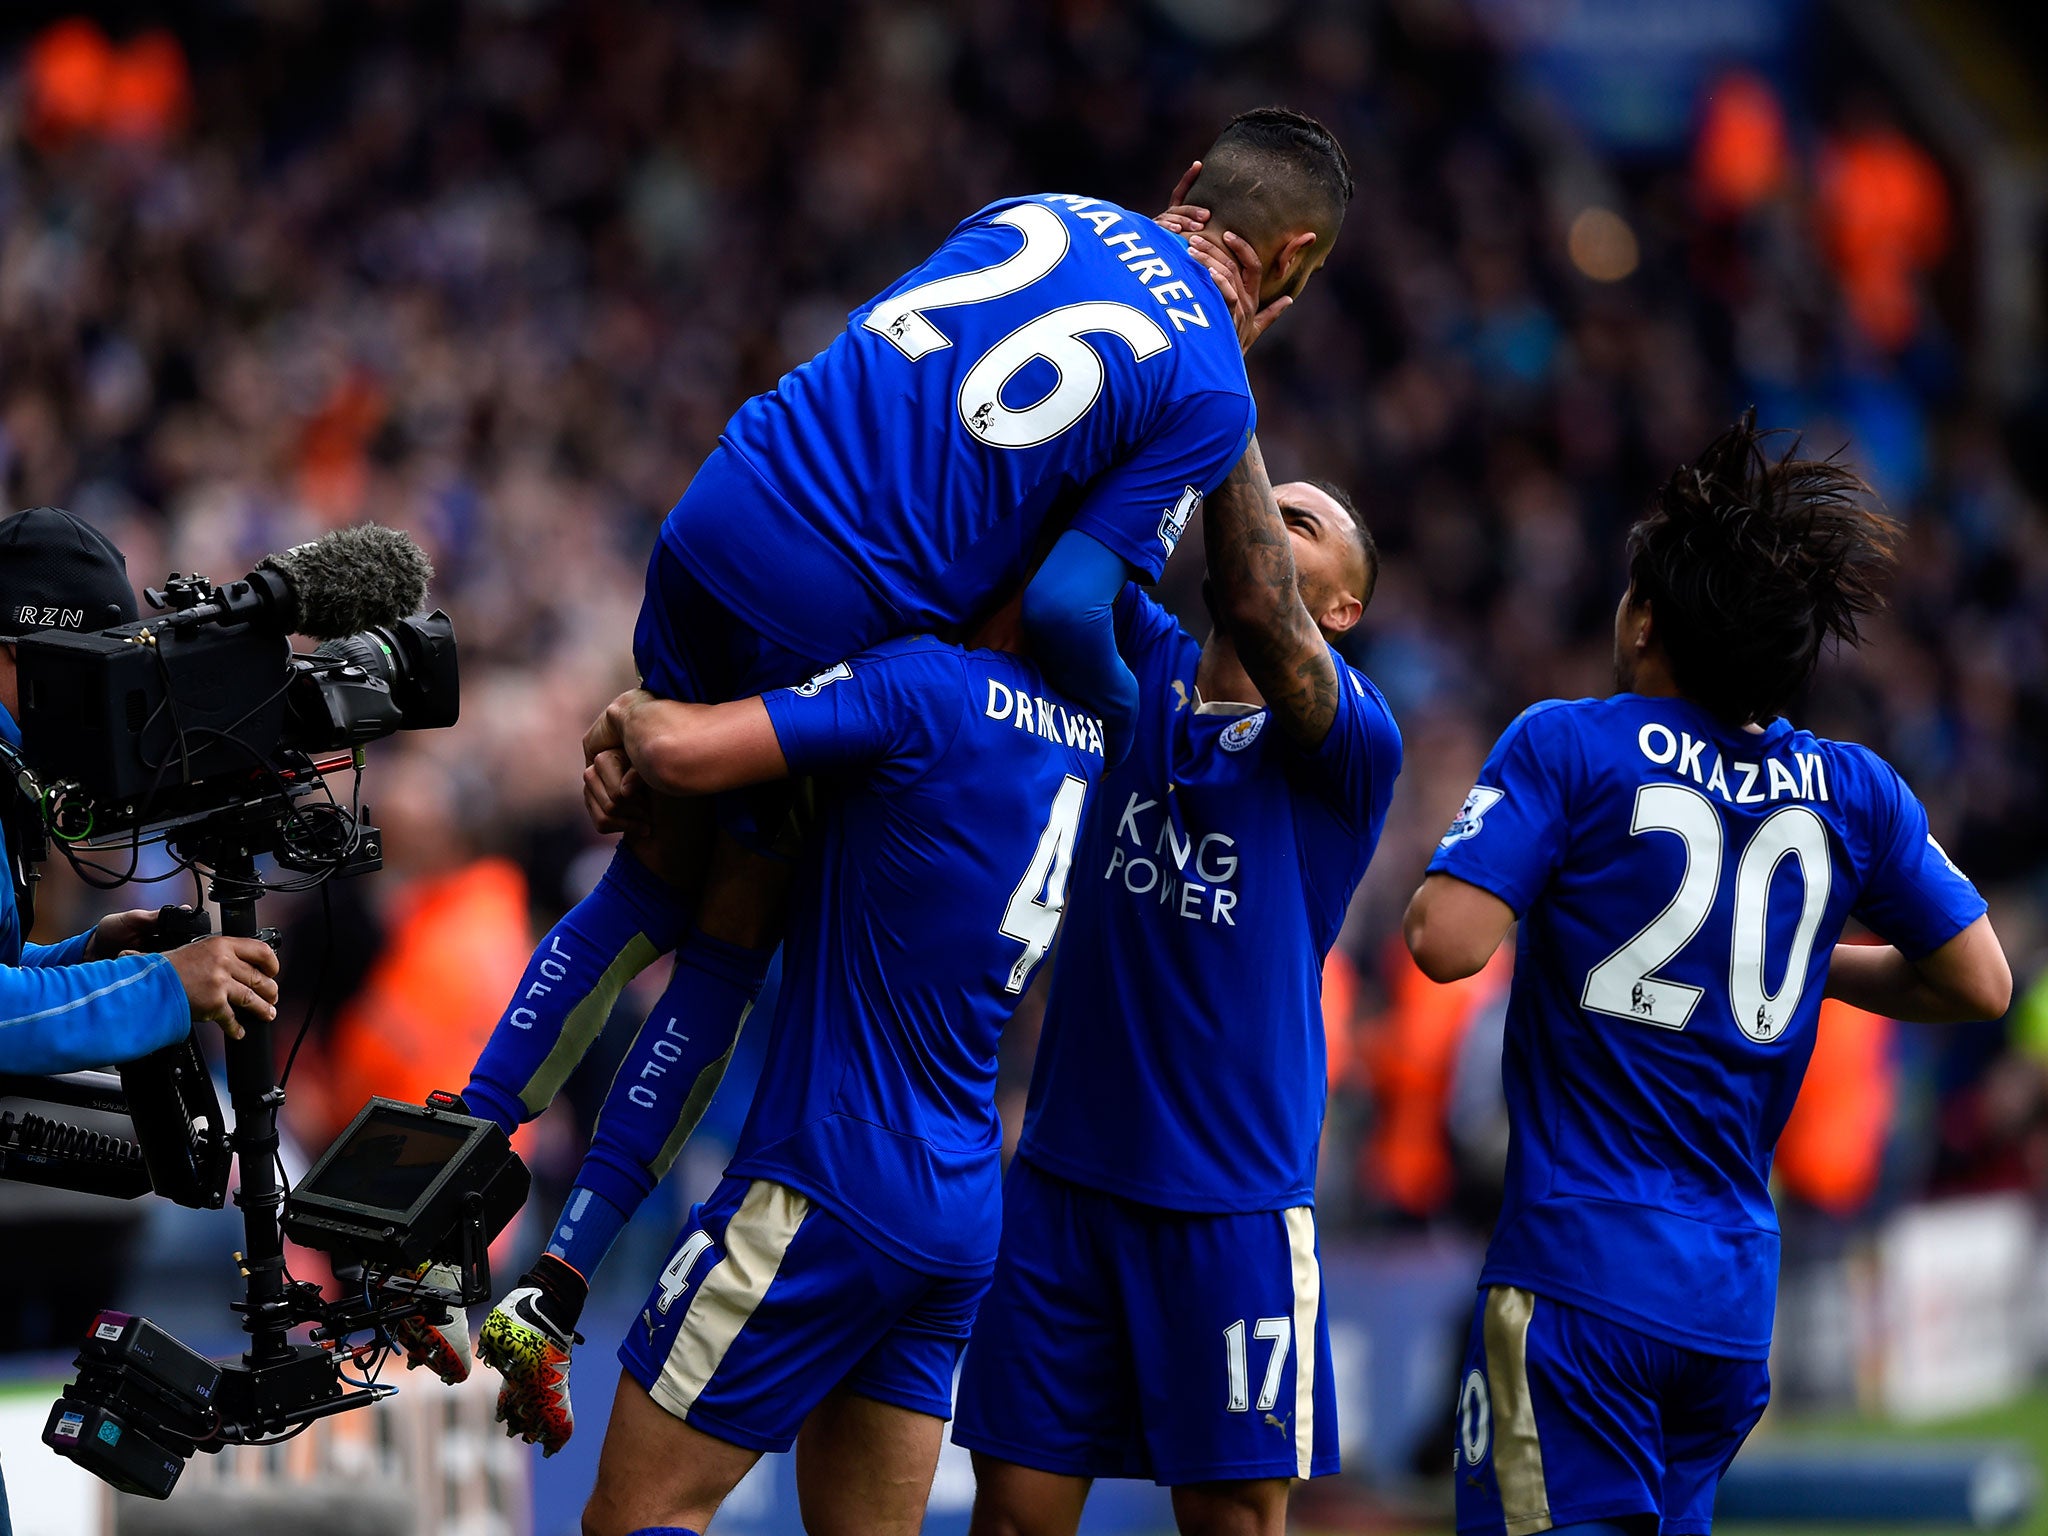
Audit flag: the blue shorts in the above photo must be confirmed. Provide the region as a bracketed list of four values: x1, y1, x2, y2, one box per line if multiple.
[619, 1176, 987, 1454]
[632, 448, 839, 848]
[1454, 1286, 1770, 1536]
[954, 1158, 1338, 1486]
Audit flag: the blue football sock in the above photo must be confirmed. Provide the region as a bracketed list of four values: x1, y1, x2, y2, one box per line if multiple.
[575, 928, 775, 1216]
[464, 846, 692, 1134]
[544, 1185, 633, 1282]
[1549, 1524, 1639, 1536]
[627, 1528, 701, 1536]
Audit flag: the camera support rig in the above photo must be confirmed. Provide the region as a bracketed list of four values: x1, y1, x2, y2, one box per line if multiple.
[41, 796, 526, 1498]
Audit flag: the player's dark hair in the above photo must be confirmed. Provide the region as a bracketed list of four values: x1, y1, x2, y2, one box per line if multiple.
[1626, 410, 1899, 724]
[1188, 107, 1354, 247]
[1306, 477, 1379, 607]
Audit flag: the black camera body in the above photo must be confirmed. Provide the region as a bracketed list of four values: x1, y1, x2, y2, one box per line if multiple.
[16, 586, 457, 839]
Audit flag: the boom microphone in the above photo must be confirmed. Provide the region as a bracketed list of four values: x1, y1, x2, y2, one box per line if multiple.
[259, 525, 434, 638]
[159, 524, 434, 640]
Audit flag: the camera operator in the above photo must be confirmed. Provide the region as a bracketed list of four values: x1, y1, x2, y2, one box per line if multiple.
[0, 508, 282, 1070]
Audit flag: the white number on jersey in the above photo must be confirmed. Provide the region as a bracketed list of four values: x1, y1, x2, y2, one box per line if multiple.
[1224, 1316, 1292, 1414]
[1000, 774, 1088, 993]
[654, 1228, 716, 1316]
[863, 203, 1169, 450]
[1582, 782, 1834, 1040]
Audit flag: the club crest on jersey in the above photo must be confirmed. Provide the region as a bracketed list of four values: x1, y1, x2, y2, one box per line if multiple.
[1158, 484, 1200, 555]
[1218, 712, 1265, 753]
[1441, 785, 1504, 847]
[792, 662, 852, 698]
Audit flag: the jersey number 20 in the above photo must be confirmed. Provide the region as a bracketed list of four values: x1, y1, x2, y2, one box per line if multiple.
[864, 204, 1170, 449]
[1000, 774, 1088, 993]
[1582, 782, 1832, 1042]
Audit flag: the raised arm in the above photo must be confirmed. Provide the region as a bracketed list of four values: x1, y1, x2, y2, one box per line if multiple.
[1020, 530, 1138, 764]
[1823, 915, 2012, 1023]
[1203, 436, 1340, 747]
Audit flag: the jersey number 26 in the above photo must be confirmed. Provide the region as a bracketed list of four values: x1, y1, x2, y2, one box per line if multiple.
[865, 204, 1170, 450]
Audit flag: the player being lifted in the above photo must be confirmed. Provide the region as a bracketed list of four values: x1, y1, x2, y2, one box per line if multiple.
[398, 109, 1355, 1451]
[1405, 415, 2011, 1536]
[955, 230, 1401, 1532]
[572, 617, 1104, 1536]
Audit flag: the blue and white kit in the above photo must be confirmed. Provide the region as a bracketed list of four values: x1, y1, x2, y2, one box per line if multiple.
[1431, 694, 1985, 1535]
[620, 638, 1105, 1451]
[956, 587, 1403, 1485]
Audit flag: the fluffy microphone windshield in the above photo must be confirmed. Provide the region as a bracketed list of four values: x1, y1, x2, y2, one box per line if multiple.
[259, 524, 434, 638]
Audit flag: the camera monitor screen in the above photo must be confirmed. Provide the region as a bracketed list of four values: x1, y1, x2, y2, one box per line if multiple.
[297, 1105, 474, 1221]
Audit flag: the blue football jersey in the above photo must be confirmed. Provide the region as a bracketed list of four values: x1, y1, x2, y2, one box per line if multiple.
[1017, 589, 1403, 1212]
[664, 195, 1254, 657]
[1429, 694, 1987, 1358]
[735, 638, 1105, 1275]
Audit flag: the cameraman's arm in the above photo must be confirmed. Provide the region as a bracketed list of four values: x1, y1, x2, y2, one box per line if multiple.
[22, 931, 93, 968]
[0, 952, 188, 1073]
[0, 934, 278, 1072]
[19, 906, 163, 968]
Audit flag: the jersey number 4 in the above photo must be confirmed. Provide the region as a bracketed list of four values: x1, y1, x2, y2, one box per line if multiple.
[864, 203, 1170, 450]
[1000, 774, 1088, 993]
[1582, 782, 1833, 1042]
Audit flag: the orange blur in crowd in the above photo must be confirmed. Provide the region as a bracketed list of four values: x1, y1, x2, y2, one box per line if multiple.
[1694, 70, 1792, 215]
[1776, 999, 1896, 1217]
[26, 17, 189, 148]
[1355, 940, 1512, 1220]
[293, 859, 534, 1149]
[1816, 121, 1952, 353]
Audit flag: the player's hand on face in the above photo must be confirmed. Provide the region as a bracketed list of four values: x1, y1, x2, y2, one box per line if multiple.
[583, 749, 651, 837]
[1155, 159, 1209, 236]
[1189, 230, 1291, 354]
[165, 935, 280, 1039]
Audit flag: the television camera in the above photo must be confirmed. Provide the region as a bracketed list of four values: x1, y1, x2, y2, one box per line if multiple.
[0, 527, 529, 1498]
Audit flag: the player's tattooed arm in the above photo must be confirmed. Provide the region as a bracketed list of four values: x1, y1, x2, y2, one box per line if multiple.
[582, 690, 789, 820]
[1204, 436, 1341, 748]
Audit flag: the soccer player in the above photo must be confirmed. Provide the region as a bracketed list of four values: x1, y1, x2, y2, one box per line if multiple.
[1404, 416, 2012, 1536]
[401, 107, 1356, 1453]
[570, 626, 1105, 1536]
[954, 445, 1402, 1536]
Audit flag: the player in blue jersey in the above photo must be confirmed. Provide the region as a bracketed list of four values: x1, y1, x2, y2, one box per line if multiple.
[397, 108, 1356, 1448]
[560, 630, 1103, 1536]
[1404, 415, 2012, 1536]
[955, 440, 1402, 1536]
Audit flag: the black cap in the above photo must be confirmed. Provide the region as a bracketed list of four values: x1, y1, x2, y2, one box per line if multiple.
[0, 507, 139, 639]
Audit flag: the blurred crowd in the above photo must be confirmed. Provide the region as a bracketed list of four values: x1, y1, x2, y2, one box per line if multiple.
[2, 0, 2046, 1268]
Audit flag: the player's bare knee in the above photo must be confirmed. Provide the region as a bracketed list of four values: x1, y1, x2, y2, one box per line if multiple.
[1170, 1478, 1288, 1536]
